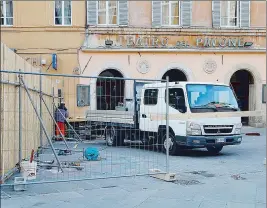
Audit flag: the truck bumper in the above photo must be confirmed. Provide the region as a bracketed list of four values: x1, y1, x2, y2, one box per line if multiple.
[175, 135, 242, 148]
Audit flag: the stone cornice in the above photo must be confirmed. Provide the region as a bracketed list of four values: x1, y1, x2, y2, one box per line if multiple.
[86, 27, 266, 36]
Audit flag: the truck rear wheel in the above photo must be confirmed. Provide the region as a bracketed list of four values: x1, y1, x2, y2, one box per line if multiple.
[162, 133, 177, 156]
[206, 146, 223, 154]
[105, 126, 124, 146]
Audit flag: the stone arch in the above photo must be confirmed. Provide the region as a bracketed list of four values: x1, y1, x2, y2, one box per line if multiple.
[224, 63, 261, 85]
[92, 62, 131, 79]
[157, 63, 195, 81]
[226, 63, 263, 126]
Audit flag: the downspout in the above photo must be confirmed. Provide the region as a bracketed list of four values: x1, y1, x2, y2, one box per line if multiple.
[85, 0, 87, 29]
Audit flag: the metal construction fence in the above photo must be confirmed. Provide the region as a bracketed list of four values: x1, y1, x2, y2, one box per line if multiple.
[0, 70, 172, 187]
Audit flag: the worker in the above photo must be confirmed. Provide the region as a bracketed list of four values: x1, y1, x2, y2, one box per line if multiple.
[55, 101, 69, 139]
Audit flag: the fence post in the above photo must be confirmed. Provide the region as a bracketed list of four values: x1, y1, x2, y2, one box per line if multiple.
[39, 69, 43, 150]
[18, 70, 22, 169]
[166, 76, 169, 174]
[52, 87, 55, 137]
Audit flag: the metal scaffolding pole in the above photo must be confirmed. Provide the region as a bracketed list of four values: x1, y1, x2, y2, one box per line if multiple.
[18, 70, 22, 167]
[19, 75, 64, 172]
[166, 76, 170, 174]
[39, 70, 43, 150]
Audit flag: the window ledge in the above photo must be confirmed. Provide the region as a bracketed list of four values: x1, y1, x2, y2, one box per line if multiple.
[1, 25, 13, 27]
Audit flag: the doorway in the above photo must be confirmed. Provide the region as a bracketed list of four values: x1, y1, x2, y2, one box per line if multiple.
[162, 69, 188, 82]
[230, 70, 254, 125]
[96, 69, 125, 110]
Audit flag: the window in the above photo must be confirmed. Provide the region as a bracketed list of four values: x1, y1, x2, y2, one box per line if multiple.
[1, 1, 13, 26]
[186, 84, 239, 113]
[263, 84, 266, 103]
[55, 1, 72, 26]
[98, 1, 118, 25]
[220, 1, 239, 27]
[161, 1, 180, 26]
[77, 85, 90, 107]
[165, 88, 186, 113]
[144, 89, 158, 105]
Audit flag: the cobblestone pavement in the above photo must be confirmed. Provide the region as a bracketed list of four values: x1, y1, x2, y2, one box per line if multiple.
[1, 127, 266, 208]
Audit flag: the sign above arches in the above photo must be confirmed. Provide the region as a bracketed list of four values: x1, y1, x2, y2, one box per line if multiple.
[123, 36, 253, 49]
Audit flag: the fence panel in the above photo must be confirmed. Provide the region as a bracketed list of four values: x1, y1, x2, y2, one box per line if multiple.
[1, 71, 170, 187]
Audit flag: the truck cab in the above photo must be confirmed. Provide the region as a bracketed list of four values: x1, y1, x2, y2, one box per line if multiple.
[140, 81, 243, 155]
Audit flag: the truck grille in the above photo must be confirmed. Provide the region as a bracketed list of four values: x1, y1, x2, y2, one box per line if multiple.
[203, 125, 233, 134]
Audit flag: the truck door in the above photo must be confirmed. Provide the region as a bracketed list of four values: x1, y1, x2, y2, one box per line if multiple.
[166, 88, 187, 137]
[139, 88, 159, 132]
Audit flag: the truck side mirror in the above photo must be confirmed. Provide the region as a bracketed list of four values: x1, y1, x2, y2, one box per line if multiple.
[177, 97, 187, 113]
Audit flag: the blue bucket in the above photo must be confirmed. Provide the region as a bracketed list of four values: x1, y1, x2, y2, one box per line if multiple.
[84, 147, 99, 161]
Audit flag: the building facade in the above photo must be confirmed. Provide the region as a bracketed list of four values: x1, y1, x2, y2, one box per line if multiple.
[79, 1, 266, 127]
[1, 1, 266, 127]
[1, 1, 87, 116]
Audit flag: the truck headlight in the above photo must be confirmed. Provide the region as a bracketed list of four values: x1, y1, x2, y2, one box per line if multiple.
[235, 123, 242, 134]
[235, 128, 241, 134]
[187, 122, 202, 136]
[236, 123, 242, 128]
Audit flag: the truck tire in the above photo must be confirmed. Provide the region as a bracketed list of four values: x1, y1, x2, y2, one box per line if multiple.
[162, 132, 177, 156]
[206, 146, 223, 154]
[105, 126, 124, 146]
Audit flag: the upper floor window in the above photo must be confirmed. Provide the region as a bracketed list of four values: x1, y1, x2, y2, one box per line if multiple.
[152, 1, 191, 27]
[161, 1, 180, 26]
[212, 1, 250, 28]
[55, 1, 72, 26]
[220, 1, 239, 27]
[97, 1, 118, 25]
[1, 1, 13, 26]
[87, 1, 128, 27]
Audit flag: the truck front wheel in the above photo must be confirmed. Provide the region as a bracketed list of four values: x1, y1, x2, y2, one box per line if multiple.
[206, 146, 223, 154]
[162, 133, 177, 156]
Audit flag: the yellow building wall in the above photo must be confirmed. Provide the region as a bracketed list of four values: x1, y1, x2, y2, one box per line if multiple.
[1, 1, 87, 118]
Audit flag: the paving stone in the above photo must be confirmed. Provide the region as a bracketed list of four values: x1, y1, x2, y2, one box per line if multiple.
[199, 200, 227, 208]
[255, 203, 267, 208]
[256, 188, 266, 204]
[136, 197, 201, 208]
[226, 202, 255, 208]
[118, 190, 159, 208]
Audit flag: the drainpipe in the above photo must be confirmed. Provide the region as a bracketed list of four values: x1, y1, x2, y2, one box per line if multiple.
[85, 1, 87, 28]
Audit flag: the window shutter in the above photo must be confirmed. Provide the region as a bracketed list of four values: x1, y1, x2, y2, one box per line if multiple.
[152, 1, 161, 27]
[87, 0, 97, 26]
[181, 1, 192, 27]
[119, 1, 128, 26]
[240, 1, 250, 28]
[212, 1, 221, 27]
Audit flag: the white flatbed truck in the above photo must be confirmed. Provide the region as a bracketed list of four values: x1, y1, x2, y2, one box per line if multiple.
[85, 81, 243, 155]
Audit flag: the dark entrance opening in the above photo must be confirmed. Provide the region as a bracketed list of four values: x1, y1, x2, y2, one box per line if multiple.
[96, 69, 125, 110]
[162, 69, 187, 82]
[230, 70, 254, 125]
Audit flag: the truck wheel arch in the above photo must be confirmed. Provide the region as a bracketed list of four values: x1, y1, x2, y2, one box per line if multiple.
[158, 125, 175, 137]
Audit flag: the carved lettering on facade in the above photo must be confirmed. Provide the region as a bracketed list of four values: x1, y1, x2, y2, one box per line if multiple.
[122, 36, 251, 49]
[196, 37, 246, 48]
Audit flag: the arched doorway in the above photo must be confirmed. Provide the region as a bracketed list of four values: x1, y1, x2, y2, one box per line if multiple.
[162, 69, 188, 82]
[96, 69, 125, 110]
[230, 70, 254, 125]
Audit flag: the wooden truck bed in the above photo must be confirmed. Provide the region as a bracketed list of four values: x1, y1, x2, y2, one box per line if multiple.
[85, 110, 135, 125]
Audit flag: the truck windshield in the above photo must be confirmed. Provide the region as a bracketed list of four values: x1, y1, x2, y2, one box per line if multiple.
[186, 84, 239, 113]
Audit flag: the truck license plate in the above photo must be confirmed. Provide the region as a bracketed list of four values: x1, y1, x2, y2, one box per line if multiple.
[216, 138, 225, 143]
